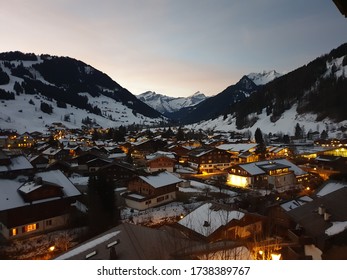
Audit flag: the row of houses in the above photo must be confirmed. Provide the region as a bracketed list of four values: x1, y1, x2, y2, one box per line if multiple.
[54, 178, 347, 260]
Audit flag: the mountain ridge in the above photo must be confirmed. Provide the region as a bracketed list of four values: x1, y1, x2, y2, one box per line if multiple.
[1, 43, 347, 136]
[136, 90, 207, 116]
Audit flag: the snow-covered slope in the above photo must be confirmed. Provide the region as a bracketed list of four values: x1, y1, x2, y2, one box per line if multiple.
[0, 92, 164, 134]
[247, 70, 282, 85]
[137, 91, 207, 115]
[188, 104, 347, 139]
[0, 52, 167, 133]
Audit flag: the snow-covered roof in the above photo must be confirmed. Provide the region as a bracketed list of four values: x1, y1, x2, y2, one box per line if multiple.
[42, 147, 62, 155]
[0, 170, 80, 212]
[0, 155, 33, 172]
[127, 193, 146, 200]
[316, 181, 347, 197]
[239, 158, 307, 177]
[36, 170, 81, 197]
[18, 182, 43, 194]
[217, 143, 257, 153]
[280, 196, 313, 212]
[108, 153, 126, 159]
[55, 231, 120, 260]
[274, 158, 307, 176]
[178, 202, 245, 237]
[241, 164, 265, 176]
[139, 171, 182, 188]
[145, 151, 176, 160]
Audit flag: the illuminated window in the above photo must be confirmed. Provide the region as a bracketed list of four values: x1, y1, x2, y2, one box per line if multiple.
[23, 223, 38, 233]
[10, 228, 18, 236]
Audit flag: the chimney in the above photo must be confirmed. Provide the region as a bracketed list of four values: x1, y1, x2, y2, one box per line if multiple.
[318, 204, 326, 215]
[35, 176, 43, 185]
[203, 221, 210, 227]
[324, 212, 331, 221]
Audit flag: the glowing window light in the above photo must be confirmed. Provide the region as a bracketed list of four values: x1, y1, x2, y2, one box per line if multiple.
[228, 174, 248, 187]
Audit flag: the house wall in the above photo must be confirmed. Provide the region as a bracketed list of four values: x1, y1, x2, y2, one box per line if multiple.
[188, 149, 231, 173]
[268, 173, 295, 191]
[1, 214, 70, 240]
[124, 191, 177, 211]
[227, 174, 251, 188]
[147, 157, 175, 173]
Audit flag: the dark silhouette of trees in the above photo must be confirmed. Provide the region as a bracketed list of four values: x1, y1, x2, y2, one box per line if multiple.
[40, 101, 53, 114]
[87, 174, 119, 236]
[0, 69, 9, 85]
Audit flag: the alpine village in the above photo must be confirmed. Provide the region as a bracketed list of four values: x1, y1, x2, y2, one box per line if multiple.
[1, 38, 347, 260]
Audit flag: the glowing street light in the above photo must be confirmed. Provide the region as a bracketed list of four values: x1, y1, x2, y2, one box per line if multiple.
[49, 245, 55, 252]
[271, 253, 281, 260]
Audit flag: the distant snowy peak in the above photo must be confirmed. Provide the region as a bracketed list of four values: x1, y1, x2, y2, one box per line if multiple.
[137, 91, 207, 115]
[247, 70, 282, 85]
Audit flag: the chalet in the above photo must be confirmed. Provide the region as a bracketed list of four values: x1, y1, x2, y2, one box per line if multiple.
[5, 132, 35, 149]
[187, 147, 231, 173]
[0, 170, 81, 240]
[217, 143, 258, 164]
[47, 160, 72, 176]
[176, 202, 266, 243]
[227, 159, 308, 192]
[96, 161, 137, 188]
[266, 146, 290, 159]
[300, 155, 346, 180]
[145, 151, 176, 173]
[123, 171, 182, 210]
[42, 147, 69, 163]
[168, 144, 191, 165]
[282, 182, 347, 258]
[29, 154, 50, 171]
[69, 150, 109, 175]
[130, 139, 167, 159]
[0, 150, 34, 178]
[86, 157, 112, 173]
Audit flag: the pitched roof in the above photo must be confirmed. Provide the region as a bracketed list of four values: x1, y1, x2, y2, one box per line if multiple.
[0, 170, 81, 212]
[139, 171, 182, 188]
[286, 187, 347, 239]
[178, 202, 245, 237]
[0, 155, 33, 172]
[55, 223, 200, 260]
[237, 158, 306, 176]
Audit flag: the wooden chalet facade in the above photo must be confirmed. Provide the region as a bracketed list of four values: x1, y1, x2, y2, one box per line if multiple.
[0, 170, 81, 240]
[96, 161, 138, 188]
[176, 202, 266, 243]
[187, 147, 232, 173]
[123, 171, 182, 210]
[145, 151, 177, 173]
[227, 159, 307, 192]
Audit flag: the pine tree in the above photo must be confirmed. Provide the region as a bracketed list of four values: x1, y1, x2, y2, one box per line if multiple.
[87, 174, 118, 235]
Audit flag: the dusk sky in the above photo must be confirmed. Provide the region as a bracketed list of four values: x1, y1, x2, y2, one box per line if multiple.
[1, 0, 346, 97]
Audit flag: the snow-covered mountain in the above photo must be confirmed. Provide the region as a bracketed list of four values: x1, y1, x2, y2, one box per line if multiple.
[247, 70, 282, 85]
[188, 44, 347, 138]
[0, 52, 166, 134]
[136, 91, 207, 115]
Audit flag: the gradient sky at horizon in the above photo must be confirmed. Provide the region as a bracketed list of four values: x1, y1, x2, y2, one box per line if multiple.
[1, 0, 346, 97]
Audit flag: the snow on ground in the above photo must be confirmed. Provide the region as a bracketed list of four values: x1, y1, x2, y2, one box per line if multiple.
[188, 104, 347, 139]
[0, 227, 87, 260]
[325, 221, 347, 236]
[0, 92, 164, 134]
[120, 201, 202, 225]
